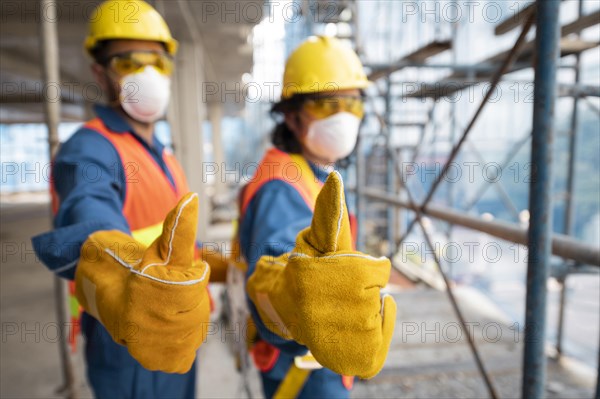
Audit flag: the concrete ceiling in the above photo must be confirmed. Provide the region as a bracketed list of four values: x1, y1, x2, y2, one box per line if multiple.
[0, 0, 262, 123]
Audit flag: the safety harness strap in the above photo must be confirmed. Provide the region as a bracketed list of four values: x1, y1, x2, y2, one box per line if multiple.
[273, 364, 311, 399]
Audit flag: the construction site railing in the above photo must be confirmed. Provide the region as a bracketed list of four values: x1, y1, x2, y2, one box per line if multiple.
[360, 187, 600, 268]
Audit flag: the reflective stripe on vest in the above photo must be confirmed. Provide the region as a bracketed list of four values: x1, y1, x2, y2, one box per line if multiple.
[131, 222, 164, 247]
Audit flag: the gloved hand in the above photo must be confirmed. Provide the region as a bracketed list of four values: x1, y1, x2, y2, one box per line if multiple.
[246, 171, 396, 379]
[75, 193, 211, 374]
[198, 245, 229, 283]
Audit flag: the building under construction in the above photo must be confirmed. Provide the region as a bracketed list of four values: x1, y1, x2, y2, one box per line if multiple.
[1, 0, 599, 398]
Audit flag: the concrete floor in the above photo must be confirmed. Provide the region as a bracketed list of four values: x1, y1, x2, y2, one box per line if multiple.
[353, 288, 596, 398]
[1, 200, 597, 398]
[1, 199, 92, 398]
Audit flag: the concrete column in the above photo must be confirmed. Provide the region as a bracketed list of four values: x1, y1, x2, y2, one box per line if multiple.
[168, 42, 209, 241]
[208, 103, 226, 198]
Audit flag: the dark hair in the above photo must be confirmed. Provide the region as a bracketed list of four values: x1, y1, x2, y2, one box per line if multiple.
[271, 122, 302, 153]
[90, 40, 113, 65]
[269, 94, 310, 154]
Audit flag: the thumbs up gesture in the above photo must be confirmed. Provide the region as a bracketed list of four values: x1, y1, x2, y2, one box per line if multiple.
[75, 193, 211, 373]
[247, 172, 396, 379]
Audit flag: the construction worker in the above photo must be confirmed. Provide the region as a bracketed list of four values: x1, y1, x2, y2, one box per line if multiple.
[240, 36, 397, 398]
[31, 1, 217, 397]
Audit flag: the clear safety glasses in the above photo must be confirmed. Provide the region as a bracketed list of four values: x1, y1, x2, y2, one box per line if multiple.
[303, 95, 365, 119]
[104, 51, 174, 76]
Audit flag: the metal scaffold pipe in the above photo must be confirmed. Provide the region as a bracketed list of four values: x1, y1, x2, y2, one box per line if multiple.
[361, 188, 600, 267]
[39, 0, 77, 398]
[398, 11, 535, 246]
[40, 0, 60, 159]
[523, 1, 561, 398]
[556, 0, 584, 363]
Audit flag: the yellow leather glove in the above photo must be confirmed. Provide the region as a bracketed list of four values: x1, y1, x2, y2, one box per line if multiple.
[246, 171, 397, 379]
[199, 245, 229, 283]
[75, 193, 211, 374]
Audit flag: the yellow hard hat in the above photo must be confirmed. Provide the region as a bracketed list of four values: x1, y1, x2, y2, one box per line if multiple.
[84, 0, 178, 57]
[282, 36, 370, 100]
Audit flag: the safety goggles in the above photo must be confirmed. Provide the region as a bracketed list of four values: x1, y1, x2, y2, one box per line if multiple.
[303, 95, 365, 119]
[103, 51, 174, 76]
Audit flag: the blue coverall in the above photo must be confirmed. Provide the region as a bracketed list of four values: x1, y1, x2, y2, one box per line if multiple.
[239, 160, 350, 399]
[32, 105, 196, 399]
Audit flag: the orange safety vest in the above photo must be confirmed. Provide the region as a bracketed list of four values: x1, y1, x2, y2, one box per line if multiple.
[84, 118, 189, 236]
[238, 148, 355, 392]
[241, 148, 323, 216]
[52, 117, 190, 351]
[240, 148, 357, 258]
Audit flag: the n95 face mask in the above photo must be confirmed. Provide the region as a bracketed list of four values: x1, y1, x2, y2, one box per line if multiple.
[120, 66, 171, 123]
[305, 112, 361, 161]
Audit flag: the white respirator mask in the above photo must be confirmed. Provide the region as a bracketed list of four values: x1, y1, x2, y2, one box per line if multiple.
[119, 66, 171, 123]
[305, 112, 361, 162]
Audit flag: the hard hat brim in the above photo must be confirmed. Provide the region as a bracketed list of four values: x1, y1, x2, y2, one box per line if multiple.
[282, 79, 372, 100]
[85, 36, 178, 57]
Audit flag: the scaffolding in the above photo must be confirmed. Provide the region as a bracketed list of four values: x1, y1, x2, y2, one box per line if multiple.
[352, 1, 600, 398]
